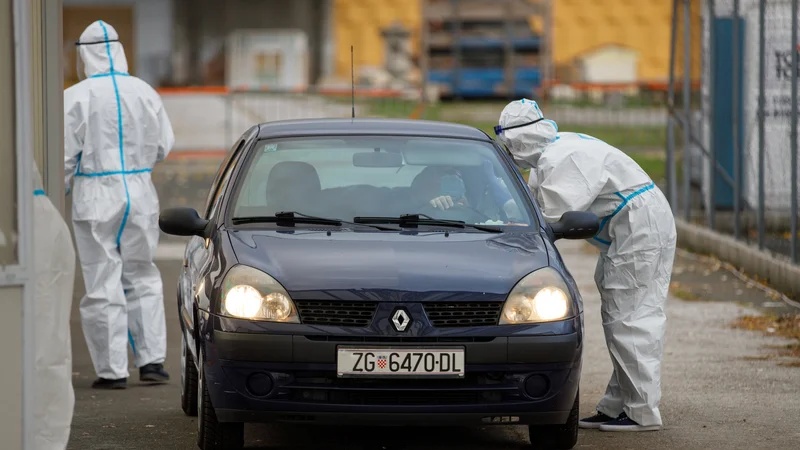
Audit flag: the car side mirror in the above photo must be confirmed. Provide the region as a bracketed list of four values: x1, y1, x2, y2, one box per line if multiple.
[159, 207, 211, 238]
[549, 211, 600, 241]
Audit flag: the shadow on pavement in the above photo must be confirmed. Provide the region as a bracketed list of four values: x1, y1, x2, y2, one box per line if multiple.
[245, 424, 529, 450]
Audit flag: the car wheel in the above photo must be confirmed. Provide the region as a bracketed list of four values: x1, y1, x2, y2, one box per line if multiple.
[528, 390, 579, 450]
[196, 348, 245, 450]
[180, 337, 198, 416]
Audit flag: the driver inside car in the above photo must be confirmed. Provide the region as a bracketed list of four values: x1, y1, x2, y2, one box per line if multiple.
[429, 168, 469, 210]
[417, 163, 523, 223]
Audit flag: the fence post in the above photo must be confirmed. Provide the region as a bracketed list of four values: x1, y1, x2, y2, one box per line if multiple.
[792, 0, 799, 263]
[682, 0, 692, 221]
[667, 0, 679, 213]
[707, 0, 717, 229]
[733, 0, 741, 240]
[758, 0, 766, 250]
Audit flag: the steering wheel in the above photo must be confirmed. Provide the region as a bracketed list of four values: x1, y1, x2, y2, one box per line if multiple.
[417, 203, 492, 224]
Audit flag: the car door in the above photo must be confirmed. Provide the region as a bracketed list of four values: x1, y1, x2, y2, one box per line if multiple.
[180, 130, 254, 338]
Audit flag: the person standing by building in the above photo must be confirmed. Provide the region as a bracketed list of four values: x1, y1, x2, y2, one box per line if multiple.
[64, 20, 174, 389]
[32, 164, 76, 448]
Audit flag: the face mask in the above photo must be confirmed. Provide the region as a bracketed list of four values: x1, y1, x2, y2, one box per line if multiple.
[440, 174, 466, 200]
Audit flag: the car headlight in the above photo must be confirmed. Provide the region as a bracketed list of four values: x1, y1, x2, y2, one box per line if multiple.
[499, 267, 573, 324]
[220, 265, 299, 323]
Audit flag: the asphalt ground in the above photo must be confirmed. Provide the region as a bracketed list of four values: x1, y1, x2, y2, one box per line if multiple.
[66, 158, 800, 449]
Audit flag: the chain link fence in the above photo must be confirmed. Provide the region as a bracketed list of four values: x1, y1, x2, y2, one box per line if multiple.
[668, 0, 800, 264]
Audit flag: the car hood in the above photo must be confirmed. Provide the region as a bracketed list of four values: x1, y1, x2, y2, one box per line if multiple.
[227, 229, 550, 297]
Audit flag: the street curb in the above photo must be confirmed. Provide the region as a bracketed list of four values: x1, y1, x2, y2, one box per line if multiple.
[676, 218, 800, 300]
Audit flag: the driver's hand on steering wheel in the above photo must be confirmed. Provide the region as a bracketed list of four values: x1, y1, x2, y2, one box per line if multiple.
[430, 195, 455, 210]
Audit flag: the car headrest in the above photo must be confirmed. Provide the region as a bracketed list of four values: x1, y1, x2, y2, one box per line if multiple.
[265, 161, 322, 211]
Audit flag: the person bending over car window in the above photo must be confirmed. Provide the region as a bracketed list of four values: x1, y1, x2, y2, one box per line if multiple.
[496, 98, 677, 433]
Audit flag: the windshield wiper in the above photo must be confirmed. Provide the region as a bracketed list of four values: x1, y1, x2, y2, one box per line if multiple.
[232, 211, 401, 231]
[353, 214, 502, 233]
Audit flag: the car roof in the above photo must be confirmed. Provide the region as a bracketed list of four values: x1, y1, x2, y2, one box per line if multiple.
[255, 118, 493, 141]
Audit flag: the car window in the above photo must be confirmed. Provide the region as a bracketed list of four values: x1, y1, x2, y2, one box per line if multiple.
[231, 136, 535, 227]
[205, 139, 245, 220]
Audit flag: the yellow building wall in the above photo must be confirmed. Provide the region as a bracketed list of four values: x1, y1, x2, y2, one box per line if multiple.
[333, 0, 423, 79]
[332, 0, 701, 83]
[553, 0, 701, 83]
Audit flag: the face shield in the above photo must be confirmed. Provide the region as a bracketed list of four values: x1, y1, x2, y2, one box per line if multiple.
[493, 118, 544, 143]
[493, 118, 545, 169]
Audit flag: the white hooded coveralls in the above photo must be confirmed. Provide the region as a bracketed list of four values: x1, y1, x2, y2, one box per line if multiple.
[64, 21, 175, 380]
[32, 165, 76, 449]
[498, 100, 677, 427]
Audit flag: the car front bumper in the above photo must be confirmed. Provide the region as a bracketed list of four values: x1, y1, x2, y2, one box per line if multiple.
[199, 313, 583, 426]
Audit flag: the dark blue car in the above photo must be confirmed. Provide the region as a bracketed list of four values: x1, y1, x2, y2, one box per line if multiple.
[159, 118, 600, 450]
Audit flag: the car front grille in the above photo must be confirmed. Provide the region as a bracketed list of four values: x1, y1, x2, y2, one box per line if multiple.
[423, 302, 503, 328]
[303, 335, 496, 343]
[280, 372, 521, 406]
[296, 300, 378, 327]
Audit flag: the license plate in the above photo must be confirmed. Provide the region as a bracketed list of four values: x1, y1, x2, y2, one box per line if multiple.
[337, 347, 465, 378]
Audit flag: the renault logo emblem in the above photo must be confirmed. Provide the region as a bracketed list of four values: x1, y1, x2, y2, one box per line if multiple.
[391, 308, 411, 332]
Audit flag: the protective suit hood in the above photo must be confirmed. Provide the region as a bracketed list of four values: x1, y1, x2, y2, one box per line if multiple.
[77, 20, 129, 78]
[497, 99, 558, 169]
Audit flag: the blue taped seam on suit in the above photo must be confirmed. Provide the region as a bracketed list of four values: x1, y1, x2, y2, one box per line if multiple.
[74, 152, 83, 176]
[76, 168, 152, 177]
[90, 72, 129, 78]
[98, 21, 131, 249]
[33, 189, 46, 196]
[532, 102, 543, 118]
[128, 330, 136, 355]
[123, 288, 136, 354]
[592, 182, 656, 246]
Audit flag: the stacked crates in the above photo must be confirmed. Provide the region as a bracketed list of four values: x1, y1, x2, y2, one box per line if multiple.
[422, 0, 552, 99]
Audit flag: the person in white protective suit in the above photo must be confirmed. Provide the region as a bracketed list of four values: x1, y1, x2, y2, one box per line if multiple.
[32, 165, 76, 449]
[496, 99, 677, 432]
[64, 20, 175, 389]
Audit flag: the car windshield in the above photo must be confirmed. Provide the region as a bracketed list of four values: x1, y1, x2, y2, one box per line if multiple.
[230, 135, 536, 228]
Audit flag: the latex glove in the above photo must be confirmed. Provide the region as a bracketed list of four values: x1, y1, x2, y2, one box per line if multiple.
[430, 195, 455, 210]
[481, 159, 512, 205]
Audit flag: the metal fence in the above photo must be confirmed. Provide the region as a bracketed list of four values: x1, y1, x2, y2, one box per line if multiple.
[667, 0, 800, 264]
[159, 87, 421, 153]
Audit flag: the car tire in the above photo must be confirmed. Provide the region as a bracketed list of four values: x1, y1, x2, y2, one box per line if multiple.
[196, 349, 245, 450]
[528, 390, 579, 450]
[180, 337, 198, 416]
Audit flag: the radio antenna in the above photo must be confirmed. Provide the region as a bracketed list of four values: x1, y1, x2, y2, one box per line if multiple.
[351, 45, 355, 119]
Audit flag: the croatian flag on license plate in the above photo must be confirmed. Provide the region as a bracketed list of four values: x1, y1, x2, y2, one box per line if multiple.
[377, 355, 387, 369]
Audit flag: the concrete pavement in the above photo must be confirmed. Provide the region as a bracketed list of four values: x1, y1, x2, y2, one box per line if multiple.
[66, 159, 799, 449]
[67, 243, 800, 450]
